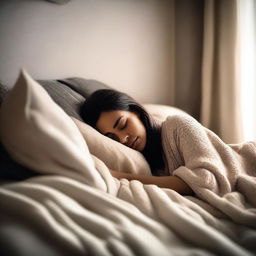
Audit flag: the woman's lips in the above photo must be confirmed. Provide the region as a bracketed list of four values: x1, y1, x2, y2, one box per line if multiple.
[131, 137, 139, 149]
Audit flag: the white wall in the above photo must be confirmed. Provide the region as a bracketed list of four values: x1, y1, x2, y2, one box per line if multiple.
[0, 0, 174, 104]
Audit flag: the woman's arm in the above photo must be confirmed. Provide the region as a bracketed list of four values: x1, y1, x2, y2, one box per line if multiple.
[110, 170, 194, 195]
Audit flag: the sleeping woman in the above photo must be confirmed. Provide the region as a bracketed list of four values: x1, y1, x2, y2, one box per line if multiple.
[79, 89, 256, 197]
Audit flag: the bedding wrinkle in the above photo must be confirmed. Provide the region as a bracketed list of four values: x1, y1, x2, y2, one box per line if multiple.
[236, 175, 256, 207]
[6, 183, 122, 238]
[0, 187, 85, 256]
[145, 186, 250, 256]
[23, 176, 168, 236]
[130, 180, 156, 218]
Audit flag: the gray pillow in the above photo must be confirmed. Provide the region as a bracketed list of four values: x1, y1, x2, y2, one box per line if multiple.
[58, 77, 111, 98]
[0, 81, 9, 106]
[37, 79, 85, 120]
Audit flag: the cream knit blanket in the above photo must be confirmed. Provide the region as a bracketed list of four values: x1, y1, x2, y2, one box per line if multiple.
[1, 115, 256, 255]
[161, 114, 256, 227]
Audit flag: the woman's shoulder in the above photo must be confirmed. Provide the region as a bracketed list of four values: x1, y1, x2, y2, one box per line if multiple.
[161, 113, 204, 138]
[163, 113, 198, 127]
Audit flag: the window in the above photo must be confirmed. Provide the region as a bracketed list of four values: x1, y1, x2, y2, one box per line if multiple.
[238, 0, 256, 141]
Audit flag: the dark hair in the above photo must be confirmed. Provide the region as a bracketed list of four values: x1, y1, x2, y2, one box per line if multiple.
[80, 89, 165, 176]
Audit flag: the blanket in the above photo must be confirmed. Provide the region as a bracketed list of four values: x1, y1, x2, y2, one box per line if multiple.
[161, 115, 256, 227]
[1, 127, 256, 256]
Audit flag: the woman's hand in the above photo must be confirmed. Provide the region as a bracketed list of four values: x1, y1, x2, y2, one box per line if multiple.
[109, 170, 129, 179]
[109, 169, 193, 195]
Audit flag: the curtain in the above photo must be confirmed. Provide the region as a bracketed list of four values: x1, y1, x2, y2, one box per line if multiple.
[200, 0, 243, 144]
[173, 0, 243, 144]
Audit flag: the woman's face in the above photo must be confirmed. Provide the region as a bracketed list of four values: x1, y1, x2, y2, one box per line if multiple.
[96, 110, 147, 152]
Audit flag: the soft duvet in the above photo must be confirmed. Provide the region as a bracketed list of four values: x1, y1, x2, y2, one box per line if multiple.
[0, 70, 256, 256]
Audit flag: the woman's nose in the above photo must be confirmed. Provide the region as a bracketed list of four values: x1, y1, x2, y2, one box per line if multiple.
[118, 133, 129, 145]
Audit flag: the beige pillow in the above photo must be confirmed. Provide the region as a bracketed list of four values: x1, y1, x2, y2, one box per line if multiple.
[71, 117, 151, 175]
[0, 69, 105, 188]
[143, 104, 188, 125]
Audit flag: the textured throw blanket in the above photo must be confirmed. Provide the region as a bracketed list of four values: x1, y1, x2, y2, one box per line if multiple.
[161, 114, 256, 227]
[1, 115, 256, 256]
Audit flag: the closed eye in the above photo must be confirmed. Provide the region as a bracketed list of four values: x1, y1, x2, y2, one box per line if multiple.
[120, 120, 128, 130]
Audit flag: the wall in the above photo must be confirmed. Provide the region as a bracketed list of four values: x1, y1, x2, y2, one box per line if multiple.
[0, 0, 174, 104]
[174, 0, 204, 119]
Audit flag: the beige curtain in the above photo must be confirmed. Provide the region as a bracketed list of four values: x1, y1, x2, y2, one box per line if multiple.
[200, 0, 243, 143]
[173, 0, 243, 144]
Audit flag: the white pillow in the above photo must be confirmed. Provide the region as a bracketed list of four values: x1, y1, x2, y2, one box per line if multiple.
[71, 117, 151, 175]
[0, 69, 105, 189]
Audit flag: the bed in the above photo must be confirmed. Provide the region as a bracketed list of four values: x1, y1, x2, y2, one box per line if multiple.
[0, 69, 255, 256]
